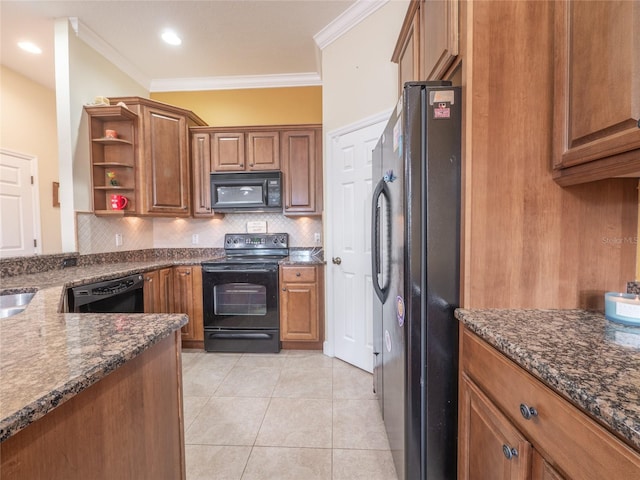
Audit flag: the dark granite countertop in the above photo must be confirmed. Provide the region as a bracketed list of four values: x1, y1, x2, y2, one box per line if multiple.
[455, 308, 640, 452]
[0, 258, 208, 442]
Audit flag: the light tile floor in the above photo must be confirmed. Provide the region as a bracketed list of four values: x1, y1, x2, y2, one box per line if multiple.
[181, 349, 398, 480]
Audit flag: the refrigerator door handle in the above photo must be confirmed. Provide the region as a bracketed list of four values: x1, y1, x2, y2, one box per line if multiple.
[371, 178, 391, 303]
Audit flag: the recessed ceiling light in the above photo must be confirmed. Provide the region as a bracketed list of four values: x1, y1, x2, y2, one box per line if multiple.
[18, 41, 42, 54]
[161, 30, 182, 46]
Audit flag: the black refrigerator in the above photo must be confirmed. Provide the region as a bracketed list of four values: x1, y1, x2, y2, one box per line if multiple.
[371, 82, 461, 480]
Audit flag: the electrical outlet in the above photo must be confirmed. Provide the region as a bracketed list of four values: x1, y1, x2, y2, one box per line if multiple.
[192, 234, 199, 245]
[314, 232, 322, 245]
[115, 233, 123, 247]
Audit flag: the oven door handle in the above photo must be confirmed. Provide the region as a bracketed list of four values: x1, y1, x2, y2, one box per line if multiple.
[208, 332, 273, 340]
[202, 266, 277, 273]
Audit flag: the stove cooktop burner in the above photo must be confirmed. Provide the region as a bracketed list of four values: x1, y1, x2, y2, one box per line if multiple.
[203, 233, 289, 265]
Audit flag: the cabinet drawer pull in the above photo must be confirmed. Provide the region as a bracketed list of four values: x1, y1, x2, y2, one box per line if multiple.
[502, 445, 518, 460]
[296, 272, 301, 277]
[519, 403, 538, 420]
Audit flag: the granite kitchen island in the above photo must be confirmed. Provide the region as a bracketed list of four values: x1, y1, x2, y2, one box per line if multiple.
[0, 283, 188, 479]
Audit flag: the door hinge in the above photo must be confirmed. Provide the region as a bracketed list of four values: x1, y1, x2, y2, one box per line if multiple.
[33, 239, 37, 248]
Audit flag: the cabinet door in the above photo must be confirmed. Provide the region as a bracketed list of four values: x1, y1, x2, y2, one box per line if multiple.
[246, 131, 280, 170]
[531, 451, 565, 480]
[281, 130, 321, 215]
[174, 266, 195, 340]
[191, 133, 213, 216]
[458, 375, 532, 480]
[280, 281, 319, 342]
[280, 265, 321, 342]
[158, 267, 174, 314]
[143, 270, 160, 313]
[552, 0, 640, 182]
[211, 132, 246, 171]
[141, 107, 190, 215]
[173, 266, 204, 344]
[422, 0, 459, 80]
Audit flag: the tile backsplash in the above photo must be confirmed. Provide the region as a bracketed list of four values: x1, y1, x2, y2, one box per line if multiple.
[77, 212, 323, 254]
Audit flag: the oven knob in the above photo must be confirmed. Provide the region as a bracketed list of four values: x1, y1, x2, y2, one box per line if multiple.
[226, 238, 232, 245]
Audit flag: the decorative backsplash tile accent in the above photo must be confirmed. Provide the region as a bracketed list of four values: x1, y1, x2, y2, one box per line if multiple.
[152, 213, 323, 248]
[76, 213, 154, 254]
[1, 213, 323, 278]
[628, 282, 640, 294]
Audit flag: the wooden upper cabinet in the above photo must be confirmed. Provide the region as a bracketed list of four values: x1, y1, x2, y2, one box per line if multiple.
[107, 97, 206, 217]
[141, 106, 190, 215]
[552, 0, 640, 186]
[281, 128, 323, 216]
[392, 0, 459, 94]
[393, 0, 421, 95]
[210, 130, 280, 172]
[191, 132, 213, 216]
[211, 132, 246, 171]
[422, 0, 459, 80]
[246, 131, 280, 170]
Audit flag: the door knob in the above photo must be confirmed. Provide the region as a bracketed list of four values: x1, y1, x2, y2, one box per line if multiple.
[332, 257, 342, 265]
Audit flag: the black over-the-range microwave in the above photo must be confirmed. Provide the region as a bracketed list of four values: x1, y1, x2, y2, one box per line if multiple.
[210, 171, 283, 213]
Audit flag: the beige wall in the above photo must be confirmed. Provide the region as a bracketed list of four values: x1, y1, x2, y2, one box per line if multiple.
[0, 66, 62, 254]
[152, 86, 322, 126]
[321, 0, 409, 135]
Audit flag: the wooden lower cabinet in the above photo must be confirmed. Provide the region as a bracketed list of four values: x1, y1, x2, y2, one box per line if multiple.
[459, 376, 531, 479]
[459, 328, 640, 480]
[144, 266, 203, 348]
[0, 333, 185, 479]
[279, 265, 324, 349]
[173, 265, 204, 348]
[143, 267, 174, 313]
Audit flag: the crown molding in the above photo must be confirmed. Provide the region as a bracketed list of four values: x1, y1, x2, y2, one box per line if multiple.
[150, 72, 322, 92]
[72, 18, 151, 90]
[314, 0, 389, 49]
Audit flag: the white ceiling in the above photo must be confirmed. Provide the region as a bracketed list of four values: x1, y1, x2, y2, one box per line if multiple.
[1, 0, 388, 91]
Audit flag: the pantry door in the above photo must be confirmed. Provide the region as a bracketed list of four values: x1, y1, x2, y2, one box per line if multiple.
[0, 150, 40, 257]
[326, 114, 388, 372]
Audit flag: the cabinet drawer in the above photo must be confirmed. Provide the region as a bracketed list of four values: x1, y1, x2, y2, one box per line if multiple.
[281, 266, 316, 283]
[462, 329, 640, 479]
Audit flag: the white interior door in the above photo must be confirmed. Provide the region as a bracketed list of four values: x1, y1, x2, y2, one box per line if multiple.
[0, 150, 40, 257]
[327, 115, 388, 372]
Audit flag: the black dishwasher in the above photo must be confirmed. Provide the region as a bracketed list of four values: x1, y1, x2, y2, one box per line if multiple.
[67, 274, 145, 313]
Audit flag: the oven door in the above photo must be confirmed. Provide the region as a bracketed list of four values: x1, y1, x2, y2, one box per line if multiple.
[202, 263, 279, 329]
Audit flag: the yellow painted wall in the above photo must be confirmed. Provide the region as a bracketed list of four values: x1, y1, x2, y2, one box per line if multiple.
[1, 65, 62, 254]
[151, 86, 322, 127]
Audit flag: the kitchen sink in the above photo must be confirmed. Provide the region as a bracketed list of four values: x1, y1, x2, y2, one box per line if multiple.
[0, 292, 35, 319]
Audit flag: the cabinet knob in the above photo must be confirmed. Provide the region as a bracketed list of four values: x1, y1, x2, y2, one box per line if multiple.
[282, 287, 287, 291]
[145, 277, 153, 282]
[332, 257, 342, 265]
[519, 403, 538, 420]
[502, 445, 518, 460]
[296, 272, 301, 277]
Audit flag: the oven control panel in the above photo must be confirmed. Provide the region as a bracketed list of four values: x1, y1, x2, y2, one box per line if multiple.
[224, 233, 289, 249]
